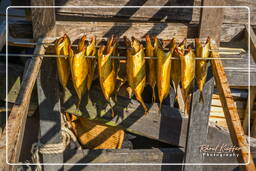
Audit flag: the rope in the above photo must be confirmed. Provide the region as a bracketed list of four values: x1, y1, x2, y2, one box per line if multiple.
[31, 114, 81, 171]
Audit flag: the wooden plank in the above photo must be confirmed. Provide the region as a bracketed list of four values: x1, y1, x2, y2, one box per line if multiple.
[210, 42, 255, 170]
[54, 21, 245, 43]
[36, 57, 63, 169]
[63, 86, 189, 147]
[198, 0, 225, 44]
[243, 87, 256, 135]
[245, 25, 256, 63]
[9, 21, 246, 43]
[184, 65, 214, 170]
[55, 0, 256, 25]
[0, 41, 45, 170]
[183, 1, 224, 170]
[0, 20, 5, 51]
[33, 125, 256, 170]
[31, 0, 56, 40]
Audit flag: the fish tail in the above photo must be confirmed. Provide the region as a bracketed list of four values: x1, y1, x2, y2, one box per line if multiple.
[199, 91, 204, 104]
[158, 102, 162, 114]
[152, 86, 156, 103]
[108, 100, 115, 117]
[135, 92, 148, 114]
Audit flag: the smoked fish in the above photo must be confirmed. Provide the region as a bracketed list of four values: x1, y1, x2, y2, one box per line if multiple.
[71, 35, 88, 105]
[85, 36, 97, 90]
[55, 34, 71, 89]
[145, 35, 156, 102]
[171, 39, 187, 92]
[178, 48, 196, 102]
[156, 38, 175, 111]
[98, 36, 117, 116]
[126, 37, 148, 113]
[195, 37, 210, 102]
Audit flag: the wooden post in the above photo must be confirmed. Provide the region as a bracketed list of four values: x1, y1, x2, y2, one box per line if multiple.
[0, 41, 45, 170]
[198, 0, 225, 45]
[183, 1, 224, 170]
[36, 55, 63, 170]
[31, 0, 56, 40]
[211, 42, 256, 171]
[183, 66, 214, 171]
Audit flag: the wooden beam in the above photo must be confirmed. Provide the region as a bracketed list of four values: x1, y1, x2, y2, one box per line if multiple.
[55, 0, 256, 25]
[37, 56, 63, 169]
[0, 20, 5, 51]
[245, 25, 256, 63]
[0, 41, 45, 170]
[243, 87, 256, 135]
[183, 66, 214, 171]
[31, 0, 55, 40]
[198, 0, 225, 44]
[210, 42, 255, 171]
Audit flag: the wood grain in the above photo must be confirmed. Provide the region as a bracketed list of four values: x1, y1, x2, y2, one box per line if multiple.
[55, 0, 255, 25]
[54, 21, 245, 42]
[211, 42, 255, 171]
[36, 57, 63, 169]
[0, 41, 45, 170]
[244, 87, 256, 135]
[31, 0, 56, 39]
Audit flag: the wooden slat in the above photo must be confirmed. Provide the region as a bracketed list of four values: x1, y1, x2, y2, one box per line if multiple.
[0, 20, 5, 51]
[54, 21, 245, 43]
[63, 86, 189, 147]
[36, 56, 63, 169]
[184, 66, 214, 170]
[245, 25, 256, 63]
[183, 1, 224, 170]
[198, 0, 225, 44]
[0, 41, 45, 170]
[243, 87, 256, 135]
[55, 0, 256, 25]
[211, 42, 255, 170]
[8, 20, 246, 43]
[31, 0, 56, 39]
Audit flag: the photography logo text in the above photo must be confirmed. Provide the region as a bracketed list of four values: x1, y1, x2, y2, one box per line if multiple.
[200, 144, 240, 158]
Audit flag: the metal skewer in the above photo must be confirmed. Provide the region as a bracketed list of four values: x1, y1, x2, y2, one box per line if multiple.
[8, 40, 246, 54]
[0, 53, 243, 60]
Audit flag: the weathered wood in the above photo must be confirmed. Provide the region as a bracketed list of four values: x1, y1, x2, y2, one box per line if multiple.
[0, 20, 5, 51]
[198, 0, 225, 44]
[243, 87, 256, 135]
[63, 84, 189, 147]
[0, 41, 45, 170]
[54, 21, 245, 43]
[245, 25, 256, 63]
[31, 0, 56, 39]
[55, 0, 255, 25]
[184, 65, 214, 170]
[210, 42, 255, 170]
[32, 125, 256, 170]
[250, 87, 256, 137]
[37, 56, 63, 169]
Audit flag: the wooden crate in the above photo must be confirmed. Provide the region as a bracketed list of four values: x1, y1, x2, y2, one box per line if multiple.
[0, 0, 256, 171]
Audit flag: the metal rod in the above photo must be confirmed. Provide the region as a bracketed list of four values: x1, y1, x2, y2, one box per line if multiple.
[9, 40, 245, 53]
[0, 53, 243, 60]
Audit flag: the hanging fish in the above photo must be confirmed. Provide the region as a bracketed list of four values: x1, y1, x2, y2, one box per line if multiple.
[98, 36, 117, 117]
[85, 36, 97, 90]
[195, 37, 211, 102]
[156, 38, 175, 111]
[171, 39, 187, 93]
[145, 35, 156, 102]
[55, 34, 71, 89]
[71, 35, 88, 106]
[126, 37, 148, 114]
[178, 47, 196, 103]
